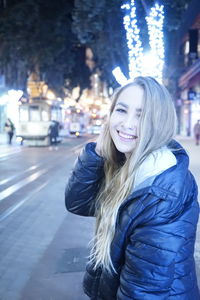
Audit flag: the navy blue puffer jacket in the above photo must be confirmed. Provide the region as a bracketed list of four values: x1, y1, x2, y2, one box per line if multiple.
[65, 141, 200, 299]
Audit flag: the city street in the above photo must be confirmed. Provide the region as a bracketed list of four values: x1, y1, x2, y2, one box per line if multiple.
[0, 136, 199, 300]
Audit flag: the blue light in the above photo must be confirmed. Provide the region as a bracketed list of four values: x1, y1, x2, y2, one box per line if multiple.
[121, 0, 143, 79]
[112, 2, 165, 84]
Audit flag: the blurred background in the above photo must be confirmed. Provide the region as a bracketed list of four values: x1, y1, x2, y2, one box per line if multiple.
[0, 0, 199, 299]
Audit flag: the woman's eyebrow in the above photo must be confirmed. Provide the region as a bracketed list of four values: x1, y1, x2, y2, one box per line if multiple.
[116, 103, 142, 112]
[115, 102, 128, 108]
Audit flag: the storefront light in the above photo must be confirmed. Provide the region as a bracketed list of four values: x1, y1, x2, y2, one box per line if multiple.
[95, 100, 101, 106]
[6, 89, 23, 127]
[0, 94, 9, 105]
[7, 89, 23, 99]
[47, 90, 55, 100]
[86, 98, 94, 104]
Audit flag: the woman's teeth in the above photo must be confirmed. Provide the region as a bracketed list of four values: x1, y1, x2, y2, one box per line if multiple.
[118, 131, 137, 139]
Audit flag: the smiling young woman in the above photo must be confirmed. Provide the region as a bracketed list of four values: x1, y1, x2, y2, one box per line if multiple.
[65, 76, 200, 300]
[108, 84, 143, 158]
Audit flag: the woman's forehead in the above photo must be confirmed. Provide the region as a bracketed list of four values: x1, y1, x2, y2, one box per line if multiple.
[115, 85, 144, 107]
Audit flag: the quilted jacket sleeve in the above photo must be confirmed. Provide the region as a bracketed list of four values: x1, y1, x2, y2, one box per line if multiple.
[117, 194, 199, 300]
[65, 142, 104, 217]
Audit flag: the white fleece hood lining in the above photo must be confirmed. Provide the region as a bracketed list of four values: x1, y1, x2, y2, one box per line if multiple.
[133, 147, 177, 191]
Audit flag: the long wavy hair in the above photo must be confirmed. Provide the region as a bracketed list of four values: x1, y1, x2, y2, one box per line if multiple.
[89, 76, 177, 273]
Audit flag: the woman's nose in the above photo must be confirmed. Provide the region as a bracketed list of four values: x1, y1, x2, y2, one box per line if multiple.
[122, 115, 136, 130]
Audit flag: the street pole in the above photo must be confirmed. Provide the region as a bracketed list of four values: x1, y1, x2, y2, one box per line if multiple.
[188, 100, 192, 136]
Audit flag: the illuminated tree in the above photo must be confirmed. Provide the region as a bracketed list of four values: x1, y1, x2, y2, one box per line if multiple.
[113, 1, 165, 85]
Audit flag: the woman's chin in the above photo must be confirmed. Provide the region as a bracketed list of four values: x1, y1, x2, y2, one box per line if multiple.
[115, 144, 136, 156]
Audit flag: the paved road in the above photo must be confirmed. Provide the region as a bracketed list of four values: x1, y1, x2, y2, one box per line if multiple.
[0, 136, 93, 300]
[0, 136, 199, 300]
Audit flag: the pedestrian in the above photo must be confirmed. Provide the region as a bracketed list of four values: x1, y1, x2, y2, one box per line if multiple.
[194, 119, 200, 145]
[4, 118, 15, 145]
[65, 77, 200, 299]
[48, 120, 59, 150]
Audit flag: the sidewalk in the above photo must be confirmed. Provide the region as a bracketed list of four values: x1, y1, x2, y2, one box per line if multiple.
[0, 132, 7, 144]
[0, 132, 19, 147]
[21, 213, 92, 300]
[21, 213, 94, 300]
[177, 136, 200, 286]
[177, 135, 200, 185]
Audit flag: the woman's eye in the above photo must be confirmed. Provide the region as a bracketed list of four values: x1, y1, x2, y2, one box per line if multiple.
[115, 108, 126, 113]
[136, 113, 141, 118]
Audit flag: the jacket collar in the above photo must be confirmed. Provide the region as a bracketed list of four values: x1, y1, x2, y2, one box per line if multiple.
[121, 140, 190, 209]
[152, 140, 189, 198]
[133, 145, 177, 192]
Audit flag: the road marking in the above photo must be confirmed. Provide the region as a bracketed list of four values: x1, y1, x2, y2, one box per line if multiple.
[0, 143, 84, 186]
[0, 164, 39, 186]
[0, 147, 28, 161]
[0, 181, 49, 222]
[0, 168, 47, 202]
[0, 148, 21, 158]
[0, 140, 94, 221]
[0, 139, 94, 203]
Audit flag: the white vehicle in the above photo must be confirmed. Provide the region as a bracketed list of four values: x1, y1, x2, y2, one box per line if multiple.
[68, 108, 86, 137]
[17, 99, 63, 146]
[69, 122, 81, 136]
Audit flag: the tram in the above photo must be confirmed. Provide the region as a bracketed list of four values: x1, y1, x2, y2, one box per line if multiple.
[68, 108, 82, 137]
[16, 98, 63, 146]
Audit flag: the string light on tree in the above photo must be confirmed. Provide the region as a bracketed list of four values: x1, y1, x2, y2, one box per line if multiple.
[112, 2, 165, 85]
[121, 0, 143, 79]
[145, 4, 164, 82]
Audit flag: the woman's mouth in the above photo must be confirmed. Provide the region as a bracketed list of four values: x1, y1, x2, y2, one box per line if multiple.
[117, 131, 138, 141]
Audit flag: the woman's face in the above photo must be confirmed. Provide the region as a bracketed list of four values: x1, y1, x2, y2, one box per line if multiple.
[109, 85, 144, 158]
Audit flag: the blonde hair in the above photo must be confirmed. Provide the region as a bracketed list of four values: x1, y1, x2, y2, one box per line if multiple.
[89, 76, 177, 273]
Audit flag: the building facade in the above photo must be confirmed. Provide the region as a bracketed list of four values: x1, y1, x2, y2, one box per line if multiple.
[173, 0, 200, 136]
